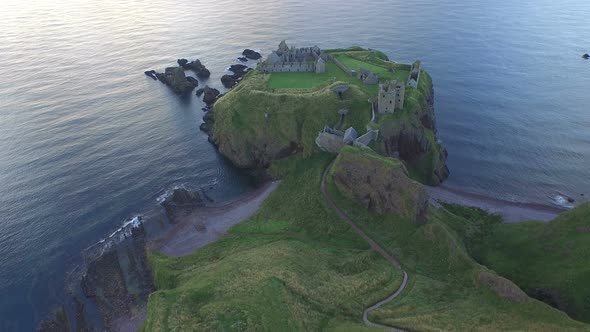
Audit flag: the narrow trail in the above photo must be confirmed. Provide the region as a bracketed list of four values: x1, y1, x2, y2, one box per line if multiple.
[320, 162, 408, 331]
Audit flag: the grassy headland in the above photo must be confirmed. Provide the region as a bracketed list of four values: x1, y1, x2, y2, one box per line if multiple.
[210, 48, 447, 185]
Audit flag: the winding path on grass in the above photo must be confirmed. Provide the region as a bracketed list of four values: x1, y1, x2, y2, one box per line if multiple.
[320, 163, 408, 331]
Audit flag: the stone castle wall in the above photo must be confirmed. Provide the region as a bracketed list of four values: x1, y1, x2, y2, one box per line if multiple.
[330, 56, 354, 76]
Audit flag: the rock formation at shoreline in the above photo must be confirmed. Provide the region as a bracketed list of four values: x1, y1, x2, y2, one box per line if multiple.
[242, 49, 261, 60]
[178, 58, 211, 78]
[196, 86, 220, 106]
[80, 224, 154, 329]
[221, 64, 251, 88]
[155, 66, 198, 94]
[39, 223, 154, 331]
[160, 188, 204, 224]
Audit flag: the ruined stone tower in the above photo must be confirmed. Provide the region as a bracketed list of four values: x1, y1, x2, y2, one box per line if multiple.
[378, 80, 405, 113]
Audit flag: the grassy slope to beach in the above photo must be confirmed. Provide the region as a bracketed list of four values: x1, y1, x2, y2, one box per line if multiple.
[141, 151, 589, 331]
[451, 203, 590, 323]
[326, 147, 588, 331]
[142, 155, 403, 331]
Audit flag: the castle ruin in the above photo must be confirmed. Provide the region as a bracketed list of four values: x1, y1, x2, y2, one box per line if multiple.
[260, 40, 327, 73]
[378, 80, 405, 113]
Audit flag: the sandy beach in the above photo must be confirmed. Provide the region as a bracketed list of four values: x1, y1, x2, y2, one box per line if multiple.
[152, 180, 280, 257]
[426, 185, 568, 223]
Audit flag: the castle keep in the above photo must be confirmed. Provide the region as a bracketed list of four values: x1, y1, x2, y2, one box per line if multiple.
[260, 40, 327, 73]
[378, 80, 405, 113]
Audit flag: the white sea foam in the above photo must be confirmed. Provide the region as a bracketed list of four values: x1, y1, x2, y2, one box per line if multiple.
[88, 215, 144, 255]
[156, 184, 187, 204]
[551, 194, 574, 209]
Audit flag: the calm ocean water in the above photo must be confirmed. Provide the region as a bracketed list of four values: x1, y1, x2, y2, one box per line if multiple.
[1, 0, 589, 329]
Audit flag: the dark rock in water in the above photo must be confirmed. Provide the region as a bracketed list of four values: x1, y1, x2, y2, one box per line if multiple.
[180, 59, 211, 78]
[200, 108, 215, 134]
[177, 58, 189, 67]
[202, 107, 209, 112]
[186, 76, 199, 88]
[242, 49, 261, 60]
[202, 86, 221, 106]
[195, 88, 204, 97]
[155, 72, 166, 83]
[154, 67, 196, 94]
[38, 305, 70, 332]
[583, 54, 589, 59]
[238, 56, 248, 62]
[229, 64, 248, 75]
[160, 188, 204, 223]
[81, 223, 154, 330]
[221, 74, 239, 88]
[144, 70, 157, 80]
[568, 197, 575, 203]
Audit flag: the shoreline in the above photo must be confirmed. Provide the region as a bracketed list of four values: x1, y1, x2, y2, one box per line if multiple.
[112, 180, 280, 332]
[151, 180, 281, 257]
[426, 184, 568, 223]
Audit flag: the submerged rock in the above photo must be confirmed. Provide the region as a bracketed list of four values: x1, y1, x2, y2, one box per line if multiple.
[160, 188, 204, 223]
[583, 54, 589, 59]
[238, 56, 248, 62]
[242, 49, 261, 60]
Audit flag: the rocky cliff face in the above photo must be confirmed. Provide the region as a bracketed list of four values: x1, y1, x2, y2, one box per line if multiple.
[331, 146, 429, 224]
[378, 75, 449, 185]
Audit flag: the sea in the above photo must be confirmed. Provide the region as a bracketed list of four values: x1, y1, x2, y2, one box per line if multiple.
[1, 0, 589, 329]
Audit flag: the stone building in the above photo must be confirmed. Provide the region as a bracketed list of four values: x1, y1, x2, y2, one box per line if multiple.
[407, 60, 421, 88]
[378, 80, 405, 113]
[260, 40, 327, 73]
[357, 68, 378, 85]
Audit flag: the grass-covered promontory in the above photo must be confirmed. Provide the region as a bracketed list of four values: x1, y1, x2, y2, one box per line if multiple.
[210, 48, 448, 185]
[141, 150, 589, 331]
[453, 203, 590, 323]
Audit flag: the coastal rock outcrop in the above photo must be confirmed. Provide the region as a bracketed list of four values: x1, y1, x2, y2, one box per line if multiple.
[178, 58, 211, 78]
[80, 223, 154, 330]
[155, 67, 198, 94]
[198, 86, 220, 106]
[144, 70, 157, 80]
[242, 49, 261, 60]
[221, 64, 251, 88]
[160, 188, 204, 224]
[331, 145, 429, 224]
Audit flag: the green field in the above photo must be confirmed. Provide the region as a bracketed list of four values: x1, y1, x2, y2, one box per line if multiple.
[333, 54, 410, 83]
[266, 51, 409, 95]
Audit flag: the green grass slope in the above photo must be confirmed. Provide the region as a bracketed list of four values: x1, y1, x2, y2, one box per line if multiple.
[142, 154, 403, 331]
[142, 149, 589, 331]
[325, 147, 588, 331]
[458, 203, 590, 323]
